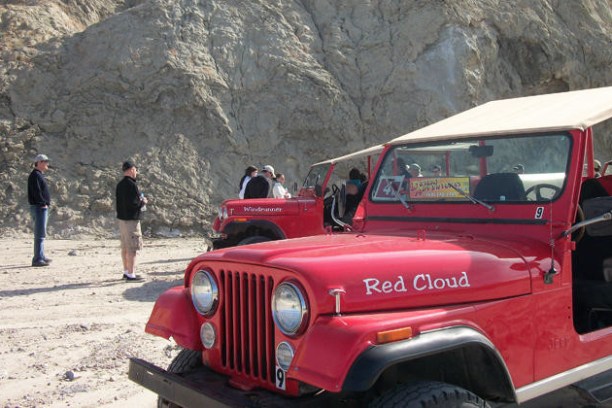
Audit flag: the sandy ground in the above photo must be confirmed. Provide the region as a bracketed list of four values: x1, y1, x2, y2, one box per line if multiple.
[0, 237, 607, 408]
[0, 236, 207, 408]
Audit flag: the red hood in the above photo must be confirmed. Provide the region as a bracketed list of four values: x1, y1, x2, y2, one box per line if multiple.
[199, 232, 538, 314]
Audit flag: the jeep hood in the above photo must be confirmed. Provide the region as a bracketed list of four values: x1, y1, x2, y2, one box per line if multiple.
[201, 233, 538, 313]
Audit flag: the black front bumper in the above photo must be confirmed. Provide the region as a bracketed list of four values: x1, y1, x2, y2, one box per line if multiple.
[211, 237, 237, 250]
[128, 358, 339, 408]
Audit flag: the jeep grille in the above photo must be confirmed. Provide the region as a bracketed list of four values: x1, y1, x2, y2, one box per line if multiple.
[219, 270, 275, 386]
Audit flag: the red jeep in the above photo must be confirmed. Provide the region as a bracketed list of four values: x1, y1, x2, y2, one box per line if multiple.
[211, 145, 383, 249]
[130, 87, 612, 407]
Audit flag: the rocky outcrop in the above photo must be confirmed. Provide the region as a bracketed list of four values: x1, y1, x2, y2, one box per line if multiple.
[1, 0, 611, 237]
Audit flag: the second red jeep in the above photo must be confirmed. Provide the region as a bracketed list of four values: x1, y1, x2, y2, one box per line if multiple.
[211, 144, 383, 249]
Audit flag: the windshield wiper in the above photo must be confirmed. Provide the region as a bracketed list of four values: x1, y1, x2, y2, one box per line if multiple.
[387, 177, 412, 210]
[448, 183, 494, 211]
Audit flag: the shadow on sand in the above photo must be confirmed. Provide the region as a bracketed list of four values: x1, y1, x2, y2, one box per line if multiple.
[122, 278, 183, 302]
[0, 279, 126, 298]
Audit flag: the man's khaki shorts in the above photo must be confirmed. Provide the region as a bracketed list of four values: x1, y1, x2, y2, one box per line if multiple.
[119, 220, 143, 253]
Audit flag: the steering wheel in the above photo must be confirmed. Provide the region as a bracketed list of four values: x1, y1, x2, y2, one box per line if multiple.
[525, 184, 561, 201]
[572, 204, 585, 242]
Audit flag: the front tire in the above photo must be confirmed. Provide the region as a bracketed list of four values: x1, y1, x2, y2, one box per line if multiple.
[370, 381, 490, 408]
[238, 235, 272, 246]
[157, 349, 202, 408]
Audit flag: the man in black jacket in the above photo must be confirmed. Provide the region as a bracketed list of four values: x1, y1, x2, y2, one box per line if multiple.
[28, 154, 52, 267]
[116, 160, 148, 281]
[244, 164, 275, 199]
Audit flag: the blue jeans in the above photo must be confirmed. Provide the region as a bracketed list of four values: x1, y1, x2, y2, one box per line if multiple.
[30, 205, 48, 263]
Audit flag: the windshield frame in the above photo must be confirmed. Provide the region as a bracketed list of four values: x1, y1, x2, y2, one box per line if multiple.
[369, 131, 574, 206]
[299, 162, 332, 197]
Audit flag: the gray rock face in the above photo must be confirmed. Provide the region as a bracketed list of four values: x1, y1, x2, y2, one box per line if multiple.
[1, 0, 611, 237]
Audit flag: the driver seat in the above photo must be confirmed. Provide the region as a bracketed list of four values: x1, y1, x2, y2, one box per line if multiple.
[579, 177, 608, 204]
[473, 173, 526, 201]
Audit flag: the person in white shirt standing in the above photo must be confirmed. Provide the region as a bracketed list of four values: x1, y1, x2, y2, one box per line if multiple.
[273, 172, 292, 198]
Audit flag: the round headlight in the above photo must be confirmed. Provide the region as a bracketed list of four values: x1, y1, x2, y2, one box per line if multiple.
[191, 270, 218, 316]
[276, 341, 294, 371]
[272, 282, 308, 336]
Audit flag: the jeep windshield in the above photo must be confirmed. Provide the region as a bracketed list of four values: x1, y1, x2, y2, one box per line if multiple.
[301, 144, 384, 197]
[302, 163, 330, 193]
[371, 133, 571, 204]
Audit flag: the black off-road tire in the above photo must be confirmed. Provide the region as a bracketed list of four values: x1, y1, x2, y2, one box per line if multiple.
[370, 381, 490, 408]
[238, 235, 272, 246]
[157, 349, 202, 408]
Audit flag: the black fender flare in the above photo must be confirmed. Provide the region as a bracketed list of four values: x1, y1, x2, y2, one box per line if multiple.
[342, 326, 516, 401]
[222, 219, 287, 241]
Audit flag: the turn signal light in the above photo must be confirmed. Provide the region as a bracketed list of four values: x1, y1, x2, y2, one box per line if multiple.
[352, 202, 366, 230]
[376, 327, 413, 344]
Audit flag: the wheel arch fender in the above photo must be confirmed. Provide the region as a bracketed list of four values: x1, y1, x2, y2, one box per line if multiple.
[145, 286, 201, 350]
[342, 326, 516, 402]
[222, 219, 287, 241]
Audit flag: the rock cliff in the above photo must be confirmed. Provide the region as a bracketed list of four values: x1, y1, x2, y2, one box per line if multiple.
[1, 0, 611, 237]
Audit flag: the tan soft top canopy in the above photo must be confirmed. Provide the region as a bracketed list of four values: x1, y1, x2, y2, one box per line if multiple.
[389, 86, 612, 145]
[312, 144, 385, 166]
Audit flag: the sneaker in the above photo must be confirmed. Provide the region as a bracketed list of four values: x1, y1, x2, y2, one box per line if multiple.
[123, 274, 144, 282]
[43, 257, 53, 263]
[32, 260, 49, 267]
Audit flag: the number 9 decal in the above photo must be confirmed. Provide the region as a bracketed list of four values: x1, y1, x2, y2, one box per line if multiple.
[275, 366, 286, 390]
[535, 207, 544, 219]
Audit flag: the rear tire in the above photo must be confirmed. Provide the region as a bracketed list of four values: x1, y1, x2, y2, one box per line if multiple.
[370, 381, 490, 408]
[157, 349, 202, 408]
[238, 235, 272, 246]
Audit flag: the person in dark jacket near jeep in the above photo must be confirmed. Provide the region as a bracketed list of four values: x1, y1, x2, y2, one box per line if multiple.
[28, 154, 52, 267]
[244, 164, 275, 199]
[116, 160, 148, 281]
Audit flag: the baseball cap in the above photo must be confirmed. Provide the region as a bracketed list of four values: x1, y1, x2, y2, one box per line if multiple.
[262, 165, 275, 178]
[122, 160, 136, 171]
[33, 154, 49, 163]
